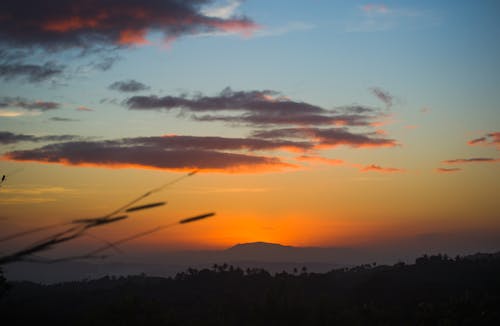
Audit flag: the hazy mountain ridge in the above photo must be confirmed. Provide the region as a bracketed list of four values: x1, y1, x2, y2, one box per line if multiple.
[5, 241, 499, 284]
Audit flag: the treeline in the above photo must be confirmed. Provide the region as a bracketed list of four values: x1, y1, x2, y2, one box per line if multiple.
[1, 253, 500, 325]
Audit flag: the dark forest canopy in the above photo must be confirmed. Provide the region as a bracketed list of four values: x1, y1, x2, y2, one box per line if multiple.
[1, 253, 500, 325]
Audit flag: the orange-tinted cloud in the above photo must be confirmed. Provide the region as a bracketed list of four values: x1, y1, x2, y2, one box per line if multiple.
[296, 155, 344, 166]
[435, 167, 462, 174]
[362, 4, 390, 14]
[0, 0, 259, 51]
[76, 106, 93, 112]
[360, 164, 405, 173]
[3, 135, 304, 173]
[467, 132, 500, 149]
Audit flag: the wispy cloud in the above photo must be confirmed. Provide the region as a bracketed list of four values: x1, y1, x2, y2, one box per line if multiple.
[442, 158, 500, 164]
[0, 186, 73, 205]
[252, 127, 397, 149]
[295, 155, 344, 166]
[76, 106, 94, 112]
[0, 62, 65, 83]
[359, 164, 405, 173]
[0, 131, 81, 144]
[435, 167, 462, 174]
[0, 110, 28, 117]
[202, 0, 243, 19]
[347, 3, 435, 33]
[467, 132, 500, 149]
[361, 4, 390, 14]
[0, 97, 60, 111]
[50, 117, 79, 122]
[254, 22, 315, 38]
[109, 80, 150, 93]
[1, 186, 73, 195]
[370, 87, 393, 108]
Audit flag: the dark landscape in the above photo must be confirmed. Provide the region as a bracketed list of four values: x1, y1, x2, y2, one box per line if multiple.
[1, 249, 500, 325]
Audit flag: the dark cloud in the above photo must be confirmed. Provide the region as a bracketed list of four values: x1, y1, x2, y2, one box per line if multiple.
[124, 135, 312, 152]
[126, 88, 384, 127]
[4, 135, 297, 172]
[0, 97, 60, 111]
[109, 79, 150, 93]
[251, 127, 397, 148]
[442, 158, 500, 164]
[467, 132, 500, 149]
[0, 62, 65, 82]
[50, 117, 79, 122]
[370, 87, 393, 108]
[0, 131, 80, 144]
[0, 0, 258, 51]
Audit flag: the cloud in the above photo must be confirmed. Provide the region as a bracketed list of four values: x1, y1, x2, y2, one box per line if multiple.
[76, 106, 93, 112]
[295, 155, 344, 166]
[0, 97, 60, 111]
[3, 135, 303, 173]
[126, 135, 312, 152]
[126, 87, 386, 127]
[0, 0, 259, 52]
[202, 0, 243, 19]
[0, 61, 65, 82]
[253, 22, 315, 38]
[370, 87, 393, 108]
[349, 4, 432, 33]
[361, 4, 390, 14]
[109, 79, 150, 93]
[252, 127, 397, 149]
[0, 131, 80, 144]
[435, 167, 462, 174]
[50, 117, 79, 122]
[468, 137, 487, 145]
[442, 158, 500, 164]
[359, 164, 405, 173]
[467, 132, 500, 149]
[90, 56, 120, 71]
[0, 111, 26, 117]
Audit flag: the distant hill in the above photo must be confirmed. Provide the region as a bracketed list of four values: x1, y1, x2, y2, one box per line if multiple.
[223, 241, 361, 264]
[5, 241, 499, 284]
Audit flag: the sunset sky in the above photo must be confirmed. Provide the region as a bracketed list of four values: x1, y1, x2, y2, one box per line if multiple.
[1, 0, 499, 256]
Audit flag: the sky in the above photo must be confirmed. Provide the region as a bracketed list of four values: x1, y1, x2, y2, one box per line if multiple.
[0, 0, 499, 257]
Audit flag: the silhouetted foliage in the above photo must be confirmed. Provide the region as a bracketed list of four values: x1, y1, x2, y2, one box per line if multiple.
[1, 252, 500, 325]
[0, 267, 8, 299]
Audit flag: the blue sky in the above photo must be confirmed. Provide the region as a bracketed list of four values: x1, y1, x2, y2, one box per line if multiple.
[1, 1, 499, 251]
